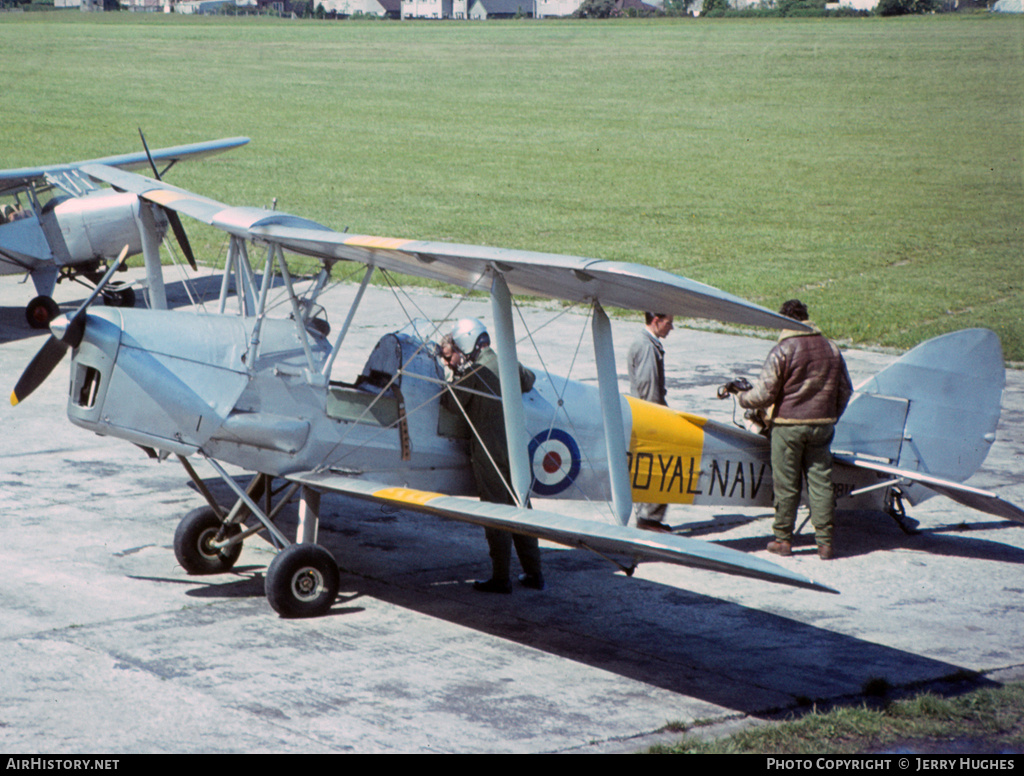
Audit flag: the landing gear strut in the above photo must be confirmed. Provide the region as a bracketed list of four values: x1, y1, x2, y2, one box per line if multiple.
[175, 455, 340, 618]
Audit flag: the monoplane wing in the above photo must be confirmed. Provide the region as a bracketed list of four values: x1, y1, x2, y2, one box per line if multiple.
[0, 137, 249, 197]
[80, 164, 808, 331]
[835, 455, 1024, 524]
[286, 471, 837, 593]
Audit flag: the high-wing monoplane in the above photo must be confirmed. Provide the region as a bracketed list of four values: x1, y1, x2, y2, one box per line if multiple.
[0, 136, 248, 327]
[12, 161, 1022, 619]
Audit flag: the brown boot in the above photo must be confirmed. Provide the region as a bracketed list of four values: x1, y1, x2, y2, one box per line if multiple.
[818, 544, 835, 560]
[637, 518, 672, 533]
[766, 540, 792, 556]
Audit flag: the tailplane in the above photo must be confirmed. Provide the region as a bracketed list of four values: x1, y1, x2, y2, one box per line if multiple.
[833, 329, 1014, 517]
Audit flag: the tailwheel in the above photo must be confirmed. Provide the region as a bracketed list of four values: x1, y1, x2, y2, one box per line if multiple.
[265, 544, 339, 618]
[173, 506, 243, 574]
[884, 488, 919, 535]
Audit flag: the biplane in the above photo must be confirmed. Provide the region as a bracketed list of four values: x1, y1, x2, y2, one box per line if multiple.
[11, 160, 1021, 618]
[0, 136, 248, 327]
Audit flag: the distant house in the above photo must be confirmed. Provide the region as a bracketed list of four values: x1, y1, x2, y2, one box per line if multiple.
[468, 0, 531, 16]
[402, 0, 454, 15]
[176, 0, 232, 10]
[534, 0, 578, 15]
[325, 0, 399, 14]
[614, 0, 656, 11]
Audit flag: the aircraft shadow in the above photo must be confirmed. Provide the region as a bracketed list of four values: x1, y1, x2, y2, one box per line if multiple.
[181, 479, 982, 720]
[714, 508, 1024, 565]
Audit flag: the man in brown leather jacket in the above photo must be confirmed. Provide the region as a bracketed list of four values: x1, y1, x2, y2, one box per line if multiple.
[733, 300, 853, 559]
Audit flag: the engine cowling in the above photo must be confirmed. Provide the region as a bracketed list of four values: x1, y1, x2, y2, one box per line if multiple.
[42, 190, 168, 267]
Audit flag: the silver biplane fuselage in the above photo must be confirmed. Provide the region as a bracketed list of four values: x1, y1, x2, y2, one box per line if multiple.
[65, 303, 787, 514]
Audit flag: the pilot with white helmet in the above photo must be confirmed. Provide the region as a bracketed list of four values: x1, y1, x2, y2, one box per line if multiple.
[442, 318, 544, 594]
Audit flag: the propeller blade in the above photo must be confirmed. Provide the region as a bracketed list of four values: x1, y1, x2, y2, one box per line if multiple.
[139, 127, 160, 179]
[138, 128, 198, 271]
[70, 244, 130, 336]
[11, 335, 69, 406]
[10, 245, 129, 406]
[166, 210, 198, 271]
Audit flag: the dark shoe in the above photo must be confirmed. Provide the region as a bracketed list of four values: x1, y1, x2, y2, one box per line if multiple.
[818, 544, 835, 560]
[637, 518, 672, 533]
[766, 540, 793, 556]
[473, 578, 512, 594]
[518, 573, 545, 591]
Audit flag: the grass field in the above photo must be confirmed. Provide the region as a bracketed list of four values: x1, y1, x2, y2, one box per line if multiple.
[2, 13, 1021, 358]
[650, 681, 1024, 754]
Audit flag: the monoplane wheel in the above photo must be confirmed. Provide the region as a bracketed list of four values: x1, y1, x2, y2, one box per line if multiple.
[103, 284, 136, 309]
[265, 544, 339, 619]
[173, 506, 242, 575]
[25, 296, 60, 329]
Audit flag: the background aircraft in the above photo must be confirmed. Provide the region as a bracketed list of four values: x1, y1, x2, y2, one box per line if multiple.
[0, 136, 248, 328]
[12, 161, 1022, 618]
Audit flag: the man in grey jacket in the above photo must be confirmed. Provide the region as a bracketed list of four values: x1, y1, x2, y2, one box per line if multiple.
[627, 312, 674, 531]
[727, 300, 853, 559]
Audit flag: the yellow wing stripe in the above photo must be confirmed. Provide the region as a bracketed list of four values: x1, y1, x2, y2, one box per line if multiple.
[373, 486, 446, 507]
[145, 189, 190, 207]
[625, 396, 706, 506]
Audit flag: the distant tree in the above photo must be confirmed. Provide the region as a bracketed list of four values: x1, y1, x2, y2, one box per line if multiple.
[663, 0, 695, 13]
[776, 0, 826, 13]
[573, 0, 617, 15]
[876, 0, 938, 13]
[700, 0, 729, 14]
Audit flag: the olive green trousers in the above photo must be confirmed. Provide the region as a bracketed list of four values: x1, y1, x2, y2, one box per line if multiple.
[770, 423, 836, 547]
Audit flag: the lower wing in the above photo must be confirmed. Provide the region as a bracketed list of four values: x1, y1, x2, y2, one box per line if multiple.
[285, 471, 837, 594]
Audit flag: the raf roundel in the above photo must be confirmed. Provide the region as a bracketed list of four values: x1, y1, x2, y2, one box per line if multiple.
[528, 429, 581, 496]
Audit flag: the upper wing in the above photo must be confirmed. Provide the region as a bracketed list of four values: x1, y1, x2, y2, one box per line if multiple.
[286, 471, 837, 594]
[80, 163, 809, 331]
[0, 137, 249, 197]
[835, 455, 1024, 524]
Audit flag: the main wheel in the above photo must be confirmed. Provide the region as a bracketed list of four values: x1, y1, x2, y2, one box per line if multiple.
[103, 284, 136, 309]
[25, 296, 60, 329]
[265, 544, 339, 618]
[173, 506, 242, 575]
